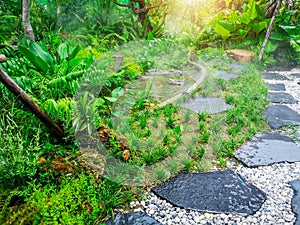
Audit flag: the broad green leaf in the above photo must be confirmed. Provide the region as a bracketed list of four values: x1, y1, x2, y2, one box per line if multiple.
[112, 87, 124, 98]
[270, 31, 285, 41]
[34, 55, 49, 72]
[215, 23, 231, 40]
[57, 43, 69, 62]
[148, 32, 154, 40]
[29, 41, 53, 66]
[218, 20, 235, 32]
[104, 97, 118, 102]
[70, 45, 81, 60]
[112, 110, 125, 117]
[265, 41, 279, 53]
[253, 21, 268, 34]
[18, 46, 38, 68]
[68, 58, 85, 72]
[241, 13, 250, 25]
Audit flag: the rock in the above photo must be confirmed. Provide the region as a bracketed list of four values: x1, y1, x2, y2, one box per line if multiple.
[167, 78, 185, 86]
[113, 54, 123, 72]
[227, 64, 247, 72]
[267, 92, 298, 104]
[216, 70, 240, 80]
[226, 49, 256, 62]
[106, 212, 163, 225]
[0, 54, 6, 63]
[263, 105, 300, 129]
[289, 180, 300, 225]
[147, 69, 184, 77]
[181, 97, 232, 114]
[194, 216, 201, 223]
[266, 83, 286, 91]
[152, 170, 266, 214]
[291, 73, 300, 78]
[235, 132, 300, 167]
[261, 72, 289, 80]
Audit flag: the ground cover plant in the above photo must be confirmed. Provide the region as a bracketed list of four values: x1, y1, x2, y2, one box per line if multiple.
[0, 0, 298, 224]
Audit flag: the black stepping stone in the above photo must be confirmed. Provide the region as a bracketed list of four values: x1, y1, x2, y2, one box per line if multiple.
[227, 64, 247, 72]
[291, 73, 300, 78]
[152, 170, 266, 214]
[181, 97, 232, 114]
[267, 92, 298, 104]
[263, 105, 300, 129]
[235, 132, 300, 167]
[216, 70, 240, 80]
[261, 72, 289, 80]
[266, 83, 286, 91]
[289, 180, 300, 225]
[106, 212, 162, 225]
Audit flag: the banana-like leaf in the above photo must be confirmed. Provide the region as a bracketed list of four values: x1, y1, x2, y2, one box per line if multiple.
[215, 23, 231, 40]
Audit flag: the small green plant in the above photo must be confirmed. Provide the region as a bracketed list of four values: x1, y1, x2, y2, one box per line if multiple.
[1, 175, 132, 224]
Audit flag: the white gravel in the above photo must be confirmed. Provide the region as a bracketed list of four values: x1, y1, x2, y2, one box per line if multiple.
[130, 67, 300, 225]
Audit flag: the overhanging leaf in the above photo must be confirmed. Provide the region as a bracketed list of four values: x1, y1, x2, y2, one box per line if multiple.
[215, 23, 231, 40]
[253, 21, 268, 34]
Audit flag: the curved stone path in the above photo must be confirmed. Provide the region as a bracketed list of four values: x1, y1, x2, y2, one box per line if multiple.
[107, 66, 300, 225]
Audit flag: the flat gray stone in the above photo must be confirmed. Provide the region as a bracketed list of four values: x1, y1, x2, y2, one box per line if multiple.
[291, 73, 300, 78]
[227, 64, 247, 72]
[147, 69, 184, 76]
[106, 212, 162, 225]
[216, 70, 240, 80]
[181, 97, 232, 114]
[266, 83, 286, 91]
[235, 132, 300, 167]
[267, 92, 298, 104]
[289, 180, 300, 225]
[261, 72, 288, 80]
[152, 170, 266, 214]
[263, 105, 300, 129]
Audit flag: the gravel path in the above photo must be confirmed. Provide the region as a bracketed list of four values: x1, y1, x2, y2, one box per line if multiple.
[129, 67, 300, 225]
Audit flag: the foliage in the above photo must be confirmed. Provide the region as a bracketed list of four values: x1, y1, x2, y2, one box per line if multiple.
[267, 9, 300, 63]
[195, 0, 268, 48]
[0, 107, 42, 187]
[0, 0, 22, 43]
[0, 175, 132, 224]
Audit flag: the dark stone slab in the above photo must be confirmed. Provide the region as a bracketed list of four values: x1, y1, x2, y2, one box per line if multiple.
[263, 105, 300, 129]
[289, 180, 300, 225]
[216, 70, 240, 80]
[227, 64, 247, 72]
[181, 97, 232, 114]
[235, 132, 300, 167]
[264, 105, 300, 129]
[261, 72, 289, 80]
[266, 83, 286, 91]
[106, 212, 162, 225]
[291, 73, 300, 78]
[152, 170, 266, 214]
[267, 92, 298, 104]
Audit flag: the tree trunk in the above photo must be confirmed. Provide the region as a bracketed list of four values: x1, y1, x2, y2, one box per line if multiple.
[22, 0, 35, 41]
[0, 68, 65, 139]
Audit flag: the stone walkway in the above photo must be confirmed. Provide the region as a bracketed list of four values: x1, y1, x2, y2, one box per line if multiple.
[107, 67, 300, 225]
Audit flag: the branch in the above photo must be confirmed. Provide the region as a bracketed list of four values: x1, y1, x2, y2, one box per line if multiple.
[113, 0, 131, 7]
[114, 0, 141, 14]
[259, 0, 281, 62]
[0, 68, 65, 139]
